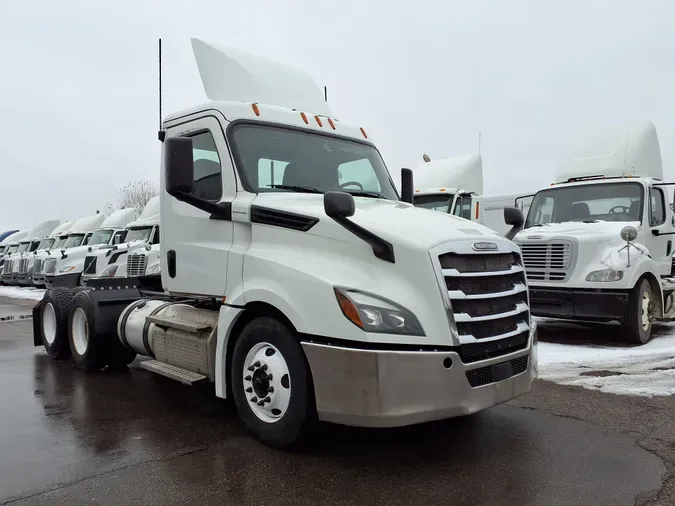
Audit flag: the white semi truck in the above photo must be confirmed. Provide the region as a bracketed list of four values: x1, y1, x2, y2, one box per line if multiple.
[19, 221, 74, 286]
[3, 220, 61, 285]
[32, 223, 75, 288]
[80, 197, 160, 283]
[32, 38, 537, 449]
[412, 154, 530, 236]
[0, 230, 30, 278]
[47, 208, 137, 289]
[43, 212, 107, 289]
[513, 121, 675, 344]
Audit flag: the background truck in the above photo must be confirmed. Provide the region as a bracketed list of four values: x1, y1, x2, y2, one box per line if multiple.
[19, 221, 74, 286]
[0, 229, 19, 245]
[412, 153, 529, 236]
[3, 220, 61, 285]
[32, 223, 75, 288]
[0, 229, 31, 283]
[32, 38, 537, 449]
[43, 212, 106, 289]
[80, 197, 160, 283]
[513, 121, 674, 344]
[47, 208, 137, 289]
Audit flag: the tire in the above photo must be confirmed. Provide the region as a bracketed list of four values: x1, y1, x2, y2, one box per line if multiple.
[41, 288, 76, 360]
[68, 292, 106, 372]
[230, 317, 317, 450]
[621, 278, 655, 345]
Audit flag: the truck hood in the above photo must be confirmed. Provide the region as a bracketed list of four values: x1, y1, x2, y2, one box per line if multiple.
[251, 193, 500, 246]
[515, 221, 639, 242]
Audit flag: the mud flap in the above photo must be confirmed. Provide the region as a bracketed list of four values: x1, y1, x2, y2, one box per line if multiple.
[32, 300, 43, 347]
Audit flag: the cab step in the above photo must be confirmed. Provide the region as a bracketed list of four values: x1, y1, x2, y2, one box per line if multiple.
[145, 315, 213, 334]
[139, 359, 207, 385]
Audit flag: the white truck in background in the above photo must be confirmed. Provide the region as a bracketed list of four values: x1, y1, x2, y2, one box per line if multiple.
[42, 212, 107, 289]
[513, 121, 675, 344]
[80, 197, 160, 283]
[33, 38, 536, 449]
[412, 154, 530, 237]
[19, 221, 74, 286]
[32, 223, 75, 288]
[47, 209, 137, 289]
[3, 220, 61, 285]
[0, 230, 30, 278]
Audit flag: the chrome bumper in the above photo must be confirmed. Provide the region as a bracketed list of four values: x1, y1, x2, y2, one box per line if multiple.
[301, 324, 538, 428]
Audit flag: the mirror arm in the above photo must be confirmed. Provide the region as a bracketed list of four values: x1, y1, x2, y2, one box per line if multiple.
[172, 191, 232, 221]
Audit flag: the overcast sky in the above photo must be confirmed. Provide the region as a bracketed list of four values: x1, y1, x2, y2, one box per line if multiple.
[1, 0, 674, 232]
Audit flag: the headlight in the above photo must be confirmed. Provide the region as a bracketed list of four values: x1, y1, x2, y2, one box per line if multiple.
[586, 268, 623, 282]
[146, 263, 161, 275]
[58, 265, 76, 274]
[100, 265, 118, 277]
[333, 287, 425, 336]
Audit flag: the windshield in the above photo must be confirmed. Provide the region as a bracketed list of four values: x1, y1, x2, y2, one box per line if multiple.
[413, 194, 452, 212]
[37, 238, 55, 250]
[228, 124, 399, 200]
[525, 182, 643, 228]
[6, 245, 18, 255]
[17, 242, 30, 253]
[125, 227, 152, 242]
[87, 229, 114, 246]
[64, 234, 85, 248]
[55, 237, 68, 249]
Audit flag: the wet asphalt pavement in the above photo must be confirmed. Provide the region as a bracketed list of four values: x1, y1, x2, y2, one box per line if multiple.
[0, 296, 673, 505]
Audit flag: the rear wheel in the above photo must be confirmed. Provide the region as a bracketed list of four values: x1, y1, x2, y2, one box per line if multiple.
[621, 278, 655, 345]
[41, 288, 75, 360]
[231, 316, 317, 450]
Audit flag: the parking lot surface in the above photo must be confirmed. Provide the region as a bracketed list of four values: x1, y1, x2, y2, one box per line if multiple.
[0, 296, 672, 505]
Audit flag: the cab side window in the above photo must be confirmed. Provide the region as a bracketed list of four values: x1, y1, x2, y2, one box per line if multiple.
[152, 227, 160, 245]
[452, 196, 472, 219]
[650, 187, 665, 226]
[189, 130, 223, 202]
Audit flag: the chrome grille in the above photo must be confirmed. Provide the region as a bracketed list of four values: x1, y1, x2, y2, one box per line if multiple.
[438, 248, 531, 365]
[126, 253, 147, 277]
[18, 258, 29, 274]
[44, 258, 57, 274]
[3, 260, 13, 275]
[83, 255, 97, 275]
[33, 258, 43, 275]
[518, 241, 572, 281]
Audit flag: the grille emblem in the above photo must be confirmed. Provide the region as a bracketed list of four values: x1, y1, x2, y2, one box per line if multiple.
[471, 241, 498, 251]
[527, 235, 543, 240]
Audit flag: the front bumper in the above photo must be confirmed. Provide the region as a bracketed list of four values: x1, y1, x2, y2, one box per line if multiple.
[529, 287, 629, 321]
[17, 270, 33, 285]
[3, 272, 19, 285]
[301, 324, 538, 428]
[45, 272, 80, 289]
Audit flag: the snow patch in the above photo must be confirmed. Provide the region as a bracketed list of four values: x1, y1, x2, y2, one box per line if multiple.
[0, 286, 45, 301]
[539, 329, 675, 397]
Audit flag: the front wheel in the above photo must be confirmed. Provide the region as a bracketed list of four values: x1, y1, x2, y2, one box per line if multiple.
[621, 278, 655, 345]
[230, 317, 317, 450]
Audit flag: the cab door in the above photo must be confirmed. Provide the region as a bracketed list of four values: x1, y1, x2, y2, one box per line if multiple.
[161, 113, 236, 297]
[645, 185, 672, 276]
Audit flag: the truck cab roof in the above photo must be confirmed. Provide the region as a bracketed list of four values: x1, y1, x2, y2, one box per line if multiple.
[412, 153, 483, 195]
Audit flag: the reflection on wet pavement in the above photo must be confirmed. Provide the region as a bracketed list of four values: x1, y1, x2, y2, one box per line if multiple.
[0, 310, 666, 505]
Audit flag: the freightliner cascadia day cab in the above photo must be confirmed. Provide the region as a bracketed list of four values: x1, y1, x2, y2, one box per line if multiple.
[32, 223, 74, 287]
[43, 212, 107, 289]
[412, 154, 528, 237]
[3, 220, 61, 285]
[48, 208, 137, 289]
[19, 221, 74, 286]
[513, 121, 675, 344]
[32, 38, 537, 449]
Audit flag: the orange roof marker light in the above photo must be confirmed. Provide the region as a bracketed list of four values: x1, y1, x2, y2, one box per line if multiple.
[439, 188, 446, 192]
[251, 103, 260, 116]
[360, 127, 368, 139]
[315, 115, 323, 127]
[475, 201, 480, 220]
[300, 112, 309, 124]
[328, 118, 336, 130]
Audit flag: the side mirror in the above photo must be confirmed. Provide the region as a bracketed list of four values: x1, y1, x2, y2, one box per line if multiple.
[400, 168, 414, 204]
[504, 207, 524, 240]
[324, 191, 355, 219]
[165, 136, 194, 197]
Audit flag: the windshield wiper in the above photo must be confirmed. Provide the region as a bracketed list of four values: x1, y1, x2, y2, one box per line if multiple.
[267, 184, 322, 194]
[344, 190, 386, 199]
[581, 219, 600, 223]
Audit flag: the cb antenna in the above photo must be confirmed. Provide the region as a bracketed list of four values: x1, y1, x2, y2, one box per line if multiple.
[158, 38, 163, 131]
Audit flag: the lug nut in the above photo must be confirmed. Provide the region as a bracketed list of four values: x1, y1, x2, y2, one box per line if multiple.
[268, 387, 274, 393]
[261, 364, 268, 371]
[257, 400, 265, 406]
[247, 366, 254, 371]
[250, 396, 257, 403]
[246, 387, 252, 393]
[253, 361, 261, 367]
[267, 374, 273, 381]
[245, 375, 251, 381]
[263, 396, 271, 403]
